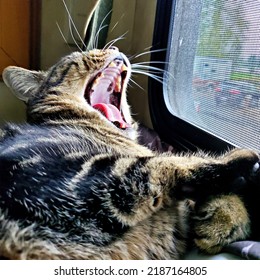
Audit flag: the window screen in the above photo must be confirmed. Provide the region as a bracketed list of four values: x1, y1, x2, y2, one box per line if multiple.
[164, 0, 260, 151]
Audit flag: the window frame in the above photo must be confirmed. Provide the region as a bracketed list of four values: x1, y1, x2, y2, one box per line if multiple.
[149, 0, 235, 153]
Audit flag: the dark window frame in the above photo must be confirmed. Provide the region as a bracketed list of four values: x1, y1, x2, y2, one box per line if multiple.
[149, 0, 234, 153]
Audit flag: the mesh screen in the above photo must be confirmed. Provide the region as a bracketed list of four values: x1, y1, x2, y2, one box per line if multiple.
[165, 0, 260, 151]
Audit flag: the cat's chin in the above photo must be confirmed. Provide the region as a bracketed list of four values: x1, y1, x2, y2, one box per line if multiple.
[84, 56, 130, 130]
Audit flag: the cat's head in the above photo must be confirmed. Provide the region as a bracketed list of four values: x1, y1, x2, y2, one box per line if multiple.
[3, 47, 137, 138]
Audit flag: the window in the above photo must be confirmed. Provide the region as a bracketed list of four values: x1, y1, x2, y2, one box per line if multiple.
[150, 0, 260, 152]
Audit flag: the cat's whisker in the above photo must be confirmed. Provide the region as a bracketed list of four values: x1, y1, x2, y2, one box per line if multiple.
[110, 13, 125, 34]
[132, 66, 166, 77]
[129, 77, 145, 91]
[132, 64, 166, 72]
[62, 0, 86, 51]
[132, 70, 164, 77]
[129, 48, 167, 61]
[143, 45, 154, 51]
[93, 24, 109, 49]
[68, 20, 83, 52]
[110, 21, 119, 35]
[56, 22, 73, 51]
[103, 31, 128, 50]
[93, 9, 113, 49]
[132, 64, 174, 81]
[131, 69, 166, 85]
[133, 61, 169, 66]
[110, 21, 121, 35]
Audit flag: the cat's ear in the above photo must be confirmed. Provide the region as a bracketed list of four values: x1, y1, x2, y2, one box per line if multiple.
[2, 66, 46, 103]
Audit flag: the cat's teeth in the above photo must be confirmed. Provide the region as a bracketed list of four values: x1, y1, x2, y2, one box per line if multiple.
[253, 162, 260, 172]
[109, 61, 117, 68]
[121, 64, 128, 72]
[114, 75, 121, 92]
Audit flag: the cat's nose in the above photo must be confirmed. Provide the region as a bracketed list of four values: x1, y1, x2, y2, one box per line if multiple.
[114, 56, 124, 66]
[109, 46, 119, 51]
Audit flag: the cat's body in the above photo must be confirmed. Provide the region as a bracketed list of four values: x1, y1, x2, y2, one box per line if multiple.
[0, 47, 259, 259]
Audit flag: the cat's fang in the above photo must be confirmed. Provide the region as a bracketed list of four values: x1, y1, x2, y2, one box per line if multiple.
[114, 75, 122, 93]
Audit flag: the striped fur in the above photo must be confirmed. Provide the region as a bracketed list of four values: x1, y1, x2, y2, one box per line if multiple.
[0, 48, 259, 259]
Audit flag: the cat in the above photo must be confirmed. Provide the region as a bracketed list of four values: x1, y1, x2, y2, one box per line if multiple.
[0, 46, 259, 259]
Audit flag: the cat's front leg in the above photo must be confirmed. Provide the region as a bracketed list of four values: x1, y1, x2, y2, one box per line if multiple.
[171, 149, 260, 200]
[88, 149, 258, 229]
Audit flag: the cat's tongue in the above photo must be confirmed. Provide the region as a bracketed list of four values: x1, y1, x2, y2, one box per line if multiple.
[93, 103, 129, 128]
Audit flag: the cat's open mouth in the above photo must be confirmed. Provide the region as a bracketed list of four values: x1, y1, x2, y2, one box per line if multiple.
[85, 58, 129, 129]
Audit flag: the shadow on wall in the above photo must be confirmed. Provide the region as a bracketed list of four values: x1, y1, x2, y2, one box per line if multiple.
[0, 82, 26, 125]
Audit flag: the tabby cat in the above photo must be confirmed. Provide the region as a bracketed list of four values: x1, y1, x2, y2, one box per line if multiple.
[0, 47, 259, 259]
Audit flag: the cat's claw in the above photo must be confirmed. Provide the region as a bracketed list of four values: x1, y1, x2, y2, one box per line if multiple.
[253, 162, 260, 173]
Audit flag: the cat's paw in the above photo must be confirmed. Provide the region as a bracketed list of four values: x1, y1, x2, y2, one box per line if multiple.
[219, 149, 260, 193]
[223, 149, 259, 178]
[193, 194, 250, 254]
